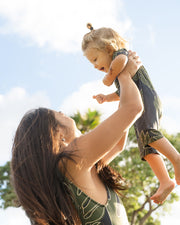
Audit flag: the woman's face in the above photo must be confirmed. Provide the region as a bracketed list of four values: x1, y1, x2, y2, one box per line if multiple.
[53, 111, 81, 143]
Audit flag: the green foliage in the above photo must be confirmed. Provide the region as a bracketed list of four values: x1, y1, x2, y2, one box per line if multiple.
[0, 161, 17, 209]
[70, 108, 101, 133]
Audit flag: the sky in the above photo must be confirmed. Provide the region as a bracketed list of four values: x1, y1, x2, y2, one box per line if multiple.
[0, 0, 180, 224]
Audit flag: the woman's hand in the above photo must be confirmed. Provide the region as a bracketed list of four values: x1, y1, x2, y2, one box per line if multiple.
[122, 51, 142, 77]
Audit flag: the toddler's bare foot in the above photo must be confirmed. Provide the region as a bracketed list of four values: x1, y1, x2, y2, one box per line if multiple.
[174, 154, 180, 185]
[151, 180, 175, 204]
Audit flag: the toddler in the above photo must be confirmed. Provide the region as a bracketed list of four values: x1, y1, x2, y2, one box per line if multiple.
[82, 23, 180, 204]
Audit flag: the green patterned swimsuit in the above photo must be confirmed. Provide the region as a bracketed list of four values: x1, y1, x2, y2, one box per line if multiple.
[64, 178, 129, 225]
[114, 49, 163, 160]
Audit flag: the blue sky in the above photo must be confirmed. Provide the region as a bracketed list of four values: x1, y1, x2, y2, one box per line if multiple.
[0, 0, 180, 224]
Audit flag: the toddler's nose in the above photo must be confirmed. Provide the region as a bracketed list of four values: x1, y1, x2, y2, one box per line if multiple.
[94, 64, 98, 69]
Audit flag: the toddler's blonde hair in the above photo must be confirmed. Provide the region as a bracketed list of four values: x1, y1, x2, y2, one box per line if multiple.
[82, 23, 129, 55]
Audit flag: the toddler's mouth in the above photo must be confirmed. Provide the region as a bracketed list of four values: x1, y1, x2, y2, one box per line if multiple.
[100, 67, 105, 71]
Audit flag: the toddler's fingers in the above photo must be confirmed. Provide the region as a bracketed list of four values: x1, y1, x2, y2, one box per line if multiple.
[128, 50, 137, 57]
[137, 60, 142, 66]
[128, 50, 133, 56]
[133, 54, 141, 65]
[93, 95, 97, 99]
[130, 52, 137, 59]
[129, 52, 141, 64]
[133, 55, 139, 60]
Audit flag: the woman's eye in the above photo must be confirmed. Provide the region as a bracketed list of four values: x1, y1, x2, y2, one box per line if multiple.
[94, 58, 97, 62]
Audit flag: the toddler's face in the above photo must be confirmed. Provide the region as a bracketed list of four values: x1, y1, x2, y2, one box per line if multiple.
[84, 47, 112, 73]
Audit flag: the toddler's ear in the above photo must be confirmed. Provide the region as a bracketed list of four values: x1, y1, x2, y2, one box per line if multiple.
[105, 40, 118, 55]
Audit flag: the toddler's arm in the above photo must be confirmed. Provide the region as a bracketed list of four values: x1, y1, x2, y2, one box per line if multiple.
[103, 54, 128, 86]
[93, 92, 119, 104]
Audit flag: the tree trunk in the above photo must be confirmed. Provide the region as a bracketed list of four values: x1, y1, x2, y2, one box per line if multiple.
[131, 211, 138, 225]
[139, 210, 153, 225]
[138, 202, 161, 225]
[130, 198, 149, 225]
[130, 196, 161, 225]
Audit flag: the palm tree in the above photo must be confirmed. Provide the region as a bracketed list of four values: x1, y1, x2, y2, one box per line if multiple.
[71, 108, 101, 133]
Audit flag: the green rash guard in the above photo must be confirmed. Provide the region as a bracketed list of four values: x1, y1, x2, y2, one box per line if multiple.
[63, 178, 129, 225]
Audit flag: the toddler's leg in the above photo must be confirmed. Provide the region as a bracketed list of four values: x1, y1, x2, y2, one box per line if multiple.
[149, 137, 180, 185]
[144, 153, 175, 204]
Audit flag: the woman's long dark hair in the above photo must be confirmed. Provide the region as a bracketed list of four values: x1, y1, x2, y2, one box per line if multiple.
[11, 108, 80, 224]
[11, 108, 126, 225]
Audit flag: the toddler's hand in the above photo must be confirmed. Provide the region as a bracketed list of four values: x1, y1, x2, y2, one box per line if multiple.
[93, 94, 107, 104]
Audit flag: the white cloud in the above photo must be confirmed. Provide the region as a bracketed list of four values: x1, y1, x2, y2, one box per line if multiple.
[0, 207, 30, 225]
[0, 0, 132, 52]
[60, 79, 118, 119]
[0, 87, 50, 165]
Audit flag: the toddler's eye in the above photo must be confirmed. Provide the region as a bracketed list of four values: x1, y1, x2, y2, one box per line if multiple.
[94, 58, 97, 62]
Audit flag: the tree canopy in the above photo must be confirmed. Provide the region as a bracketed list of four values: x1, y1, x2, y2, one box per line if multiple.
[0, 161, 17, 209]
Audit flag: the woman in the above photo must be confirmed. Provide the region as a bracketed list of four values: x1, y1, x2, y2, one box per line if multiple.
[11, 51, 143, 225]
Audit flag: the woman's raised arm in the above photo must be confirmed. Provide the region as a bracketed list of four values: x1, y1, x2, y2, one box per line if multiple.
[75, 52, 143, 169]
